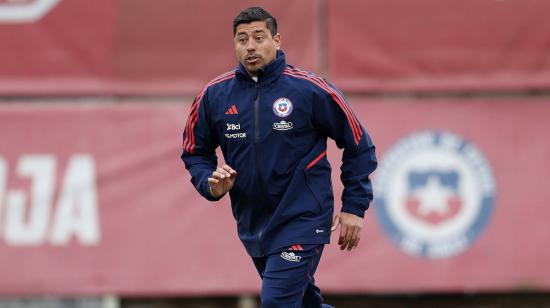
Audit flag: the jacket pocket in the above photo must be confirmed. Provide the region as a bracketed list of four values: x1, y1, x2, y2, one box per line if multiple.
[306, 150, 327, 171]
[303, 151, 332, 213]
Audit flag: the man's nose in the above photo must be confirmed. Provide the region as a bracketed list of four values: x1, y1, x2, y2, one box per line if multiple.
[246, 39, 255, 51]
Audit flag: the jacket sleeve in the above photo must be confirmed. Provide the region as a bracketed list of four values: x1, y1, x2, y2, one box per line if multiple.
[181, 90, 223, 201]
[312, 80, 377, 218]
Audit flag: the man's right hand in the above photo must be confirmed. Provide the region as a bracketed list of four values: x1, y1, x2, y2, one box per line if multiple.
[207, 164, 237, 198]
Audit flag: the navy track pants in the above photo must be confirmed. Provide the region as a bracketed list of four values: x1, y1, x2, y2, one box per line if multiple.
[252, 244, 334, 308]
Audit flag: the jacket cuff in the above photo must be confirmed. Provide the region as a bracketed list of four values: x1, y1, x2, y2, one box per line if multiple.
[341, 199, 369, 218]
[200, 178, 224, 202]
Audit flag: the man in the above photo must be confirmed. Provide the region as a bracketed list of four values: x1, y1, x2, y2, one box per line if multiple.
[181, 7, 377, 308]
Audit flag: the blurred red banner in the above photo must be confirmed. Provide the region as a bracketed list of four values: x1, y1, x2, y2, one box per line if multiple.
[3, 1, 550, 95]
[328, 0, 550, 92]
[0, 99, 548, 295]
[0, 0, 320, 96]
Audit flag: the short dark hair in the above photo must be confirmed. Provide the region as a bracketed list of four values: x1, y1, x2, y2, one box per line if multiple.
[233, 7, 277, 37]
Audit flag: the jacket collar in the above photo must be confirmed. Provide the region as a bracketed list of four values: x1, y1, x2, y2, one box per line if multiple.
[236, 50, 286, 84]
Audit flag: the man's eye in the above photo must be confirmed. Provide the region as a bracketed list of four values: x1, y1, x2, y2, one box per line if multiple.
[255, 37, 264, 42]
[238, 38, 247, 44]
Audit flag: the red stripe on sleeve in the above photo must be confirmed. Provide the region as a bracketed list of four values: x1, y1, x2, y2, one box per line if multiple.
[283, 68, 362, 143]
[285, 67, 363, 142]
[283, 69, 362, 144]
[183, 99, 199, 151]
[183, 72, 235, 154]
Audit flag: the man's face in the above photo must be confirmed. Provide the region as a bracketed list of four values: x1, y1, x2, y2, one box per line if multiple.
[234, 21, 280, 77]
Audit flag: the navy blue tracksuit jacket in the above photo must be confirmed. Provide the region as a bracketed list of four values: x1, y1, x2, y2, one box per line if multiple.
[181, 50, 377, 258]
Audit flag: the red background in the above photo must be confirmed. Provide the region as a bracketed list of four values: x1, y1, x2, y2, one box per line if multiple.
[2, 0, 550, 94]
[1, 0, 549, 296]
[0, 99, 548, 295]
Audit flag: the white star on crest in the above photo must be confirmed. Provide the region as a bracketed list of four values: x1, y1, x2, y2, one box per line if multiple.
[412, 176, 455, 216]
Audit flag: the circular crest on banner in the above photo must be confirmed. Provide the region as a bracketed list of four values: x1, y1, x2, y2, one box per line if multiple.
[272, 97, 293, 118]
[374, 130, 496, 259]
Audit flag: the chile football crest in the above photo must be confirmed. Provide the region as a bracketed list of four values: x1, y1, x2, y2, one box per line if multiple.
[374, 131, 496, 259]
[273, 97, 293, 118]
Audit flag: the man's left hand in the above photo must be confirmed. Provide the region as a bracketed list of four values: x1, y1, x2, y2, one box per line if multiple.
[331, 212, 364, 251]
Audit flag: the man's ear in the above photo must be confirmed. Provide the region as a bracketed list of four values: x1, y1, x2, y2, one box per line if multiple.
[274, 33, 281, 50]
